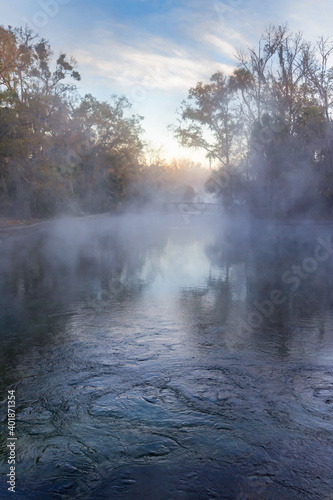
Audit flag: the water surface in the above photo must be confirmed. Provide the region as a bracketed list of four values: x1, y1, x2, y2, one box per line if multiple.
[0, 214, 333, 499]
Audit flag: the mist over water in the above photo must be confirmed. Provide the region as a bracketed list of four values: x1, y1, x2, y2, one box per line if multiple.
[0, 213, 333, 499]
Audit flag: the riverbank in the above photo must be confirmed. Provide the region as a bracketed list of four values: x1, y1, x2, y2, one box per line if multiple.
[0, 217, 45, 228]
[0, 213, 122, 238]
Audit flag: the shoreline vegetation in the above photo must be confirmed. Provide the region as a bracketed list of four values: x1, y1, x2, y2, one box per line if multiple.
[1, 211, 333, 236]
[2, 24, 333, 220]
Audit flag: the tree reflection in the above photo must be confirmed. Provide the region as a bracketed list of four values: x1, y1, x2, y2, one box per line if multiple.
[178, 223, 333, 357]
[0, 216, 169, 374]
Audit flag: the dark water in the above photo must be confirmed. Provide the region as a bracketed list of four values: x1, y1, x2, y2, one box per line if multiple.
[0, 214, 333, 499]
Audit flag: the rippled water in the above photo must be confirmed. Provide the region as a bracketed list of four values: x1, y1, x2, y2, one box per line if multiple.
[0, 214, 333, 499]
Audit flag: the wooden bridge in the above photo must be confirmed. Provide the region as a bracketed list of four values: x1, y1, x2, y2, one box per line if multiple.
[150, 202, 223, 214]
[115, 201, 223, 216]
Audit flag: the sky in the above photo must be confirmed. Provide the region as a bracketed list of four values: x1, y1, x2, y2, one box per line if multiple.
[1, 0, 333, 164]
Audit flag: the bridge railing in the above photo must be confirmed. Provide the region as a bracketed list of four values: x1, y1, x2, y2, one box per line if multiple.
[160, 202, 223, 213]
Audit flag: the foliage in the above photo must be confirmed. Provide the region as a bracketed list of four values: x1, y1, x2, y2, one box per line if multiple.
[173, 25, 333, 217]
[0, 25, 145, 216]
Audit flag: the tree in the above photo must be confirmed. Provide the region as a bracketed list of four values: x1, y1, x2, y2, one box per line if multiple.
[174, 25, 333, 216]
[172, 71, 243, 168]
[229, 68, 255, 121]
[305, 36, 333, 123]
[67, 94, 144, 210]
[236, 24, 288, 121]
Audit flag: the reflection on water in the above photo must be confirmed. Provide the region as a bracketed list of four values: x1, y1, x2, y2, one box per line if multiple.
[0, 215, 333, 499]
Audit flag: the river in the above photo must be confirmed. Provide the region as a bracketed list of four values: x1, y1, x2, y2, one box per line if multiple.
[0, 214, 333, 499]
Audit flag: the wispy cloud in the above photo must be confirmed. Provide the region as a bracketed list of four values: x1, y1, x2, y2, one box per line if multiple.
[72, 33, 235, 94]
[202, 34, 238, 60]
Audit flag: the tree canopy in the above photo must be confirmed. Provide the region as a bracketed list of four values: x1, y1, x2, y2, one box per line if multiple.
[0, 25, 146, 216]
[3, 24, 333, 219]
[173, 25, 333, 217]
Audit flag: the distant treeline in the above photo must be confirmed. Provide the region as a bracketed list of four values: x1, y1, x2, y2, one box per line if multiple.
[173, 25, 333, 218]
[0, 25, 153, 216]
[2, 24, 333, 218]
[0, 26, 169, 217]
[0, 25, 208, 217]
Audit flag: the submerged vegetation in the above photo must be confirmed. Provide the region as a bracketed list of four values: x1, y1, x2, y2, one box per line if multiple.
[2, 24, 333, 218]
